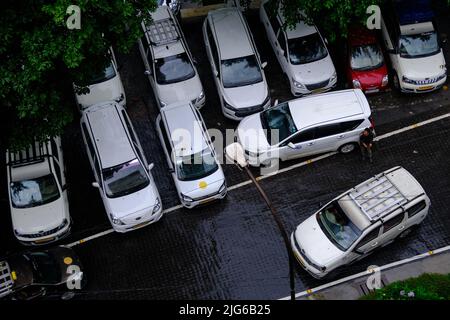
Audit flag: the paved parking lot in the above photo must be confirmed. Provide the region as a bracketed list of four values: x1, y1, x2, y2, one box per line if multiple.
[0, 5, 449, 300]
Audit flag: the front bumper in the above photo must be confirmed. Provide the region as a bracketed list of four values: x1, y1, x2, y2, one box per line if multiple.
[291, 78, 337, 97]
[290, 233, 327, 279]
[400, 76, 447, 93]
[16, 220, 72, 246]
[112, 206, 164, 233]
[222, 98, 271, 121]
[180, 186, 228, 209]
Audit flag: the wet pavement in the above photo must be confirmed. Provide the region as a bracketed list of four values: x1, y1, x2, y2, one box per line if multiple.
[0, 6, 449, 300]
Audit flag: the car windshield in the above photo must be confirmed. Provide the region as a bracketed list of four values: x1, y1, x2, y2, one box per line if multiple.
[399, 32, 440, 58]
[10, 174, 60, 209]
[351, 44, 384, 71]
[25, 252, 60, 284]
[288, 33, 328, 65]
[155, 52, 195, 85]
[261, 102, 298, 145]
[87, 61, 116, 85]
[317, 201, 362, 251]
[102, 159, 149, 198]
[176, 149, 219, 181]
[221, 55, 263, 88]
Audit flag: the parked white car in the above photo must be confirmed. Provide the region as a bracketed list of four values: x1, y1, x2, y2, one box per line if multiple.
[380, 1, 447, 93]
[260, 0, 337, 96]
[237, 89, 374, 167]
[203, 7, 271, 120]
[80, 101, 163, 232]
[156, 101, 227, 208]
[6, 137, 71, 245]
[291, 166, 430, 279]
[138, 6, 205, 109]
[74, 48, 126, 110]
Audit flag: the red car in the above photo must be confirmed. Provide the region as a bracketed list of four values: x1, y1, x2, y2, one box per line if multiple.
[346, 26, 389, 94]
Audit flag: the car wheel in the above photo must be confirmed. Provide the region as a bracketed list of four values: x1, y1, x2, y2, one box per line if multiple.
[392, 72, 400, 91]
[398, 226, 416, 239]
[339, 143, 357, 154]
[61, 291, 75, 300]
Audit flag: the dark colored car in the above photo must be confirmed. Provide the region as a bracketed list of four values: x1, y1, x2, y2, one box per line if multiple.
[346, 25, 389, 94]
[0, 246, 85, 300]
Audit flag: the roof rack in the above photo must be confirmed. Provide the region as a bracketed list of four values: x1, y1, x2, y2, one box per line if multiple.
[348, 170, 408, 222]
[7, 141, 49, 167]
[0, 261, 14, 299]
[145, 18, 179, 46]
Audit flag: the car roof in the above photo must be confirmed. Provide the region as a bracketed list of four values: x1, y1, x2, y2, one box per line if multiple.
[7, 140, 53, 182]
[399, 21, 435, 35]
[161, 102, 208, 156]
[289, 89, 370, 130]
[147, 6, 185, 59]
[208, 8, 254, 60]
[84, 102, 135, 168]
[348, 25, 378, 46]
[278, 11, 318, 39]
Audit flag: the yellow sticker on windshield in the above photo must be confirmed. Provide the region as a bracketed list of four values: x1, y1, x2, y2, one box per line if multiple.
[64, 257, 73, 265]
[199, 181, 208, 189]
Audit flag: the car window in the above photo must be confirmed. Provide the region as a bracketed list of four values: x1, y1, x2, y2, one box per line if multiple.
[289, 128, 315, 144]
[206, 23, 220, 72]
[268, 11, 280, 35]
[315, 123, 343, 139]
[383, 212, 405, 233]
[277, 30, 287, 55]
[53, 159, 62, 186]
[50, 139, 59, 161]
[121, 111, 138, 145]
[340, 120, 364, 132]
[355, 226, 381, 250]
[159, 118, 173, 163]
[407, 200, 427, 218]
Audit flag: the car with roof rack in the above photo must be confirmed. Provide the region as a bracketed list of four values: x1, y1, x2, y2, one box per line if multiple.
[80, 101, 163, 232]
[260, 0, 337, 97]
[0, 246, 85, 300]
[291, 166, 430, 279]
[380, 0, 447, 93]
[156, 101, 227, 208]
[6, 137, 71, 245]
[138, 5, 205, 109]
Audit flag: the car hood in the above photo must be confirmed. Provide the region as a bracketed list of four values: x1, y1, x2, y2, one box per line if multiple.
[237, 113, 271, 153]
[179, 167, 225, 197]
[398, 51, 446, 79]
[223, 80, 268, 109]
[352, 65, 388, 87]
[106, 184, 158, 219]
[294, 214, 344, 266]
[291, 55, 336, 84]
[11, 198, 67, 235]
[75, 75, 125, 109]
[157, 75, 203, 105]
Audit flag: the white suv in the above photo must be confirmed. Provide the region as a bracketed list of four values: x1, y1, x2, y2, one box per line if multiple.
[291, 167, 430, 279]
[237, 89, 374, 167]
[138, 6, 205, 109]
[6, 137, 71, 245]
[260, 0, 337, 96]
[80, 101, 163, 232]
[380, 1, 447, 93]
[156, 101, 227, 208]
[203, 7, 271, 120]
[74, 48, 126, 110]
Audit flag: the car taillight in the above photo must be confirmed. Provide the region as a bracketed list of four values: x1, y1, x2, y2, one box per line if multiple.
[369, 116, 375, 129]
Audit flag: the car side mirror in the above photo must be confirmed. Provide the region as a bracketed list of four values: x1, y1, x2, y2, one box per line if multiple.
[279, 49, 285, 56]
[214, 70, 219, 77]
[92, 182, 100, 188]
[261, 61, 268, 69]
[144, 70, 152, 76]
[324, 38, 329, 45]
[274, 99, 279, 106]
[287, 142, 297, 149]
[148, 163, 154, 171]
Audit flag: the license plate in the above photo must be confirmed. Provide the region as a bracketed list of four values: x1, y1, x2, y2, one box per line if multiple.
[199, 197, 215, 205]
[312, 88, 326, 94]
[365, 88, 379, 94]
[34, 237, 55, 244]
[132, 221, 149, 229]
[418, 85, 434, 91]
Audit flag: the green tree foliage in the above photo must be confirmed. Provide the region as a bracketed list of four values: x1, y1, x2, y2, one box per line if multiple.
[0, 0, 157, 150]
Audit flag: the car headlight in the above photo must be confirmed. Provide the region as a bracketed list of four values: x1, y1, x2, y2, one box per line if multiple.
[56, 218, 69, 231]
[159, 100, 167, 107]
[382, 75, 389, 87]
[115, 93, 125, 103]
[152, 197, 161, 213]
[330, 72, 337, 83]
[196, 90, 205, 102]
[353, 79, 362, 89]
[110, 214, 125, 225]
[181, 193, 194, 203]
[402, 76, 415, 84]
[218, 181, 227, 194]
[437, 72, 447, 81]
[292, 78, 305, 89]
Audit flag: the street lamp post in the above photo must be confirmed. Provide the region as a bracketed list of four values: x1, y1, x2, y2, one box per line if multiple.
[225, 143, 296, 301]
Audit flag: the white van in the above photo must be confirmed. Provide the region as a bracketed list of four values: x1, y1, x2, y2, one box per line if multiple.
[237, 89, 374, 166]
[291, 166, 430, 279]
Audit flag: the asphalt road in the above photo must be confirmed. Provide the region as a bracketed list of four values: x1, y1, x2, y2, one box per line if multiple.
[0, 6, 449, 300]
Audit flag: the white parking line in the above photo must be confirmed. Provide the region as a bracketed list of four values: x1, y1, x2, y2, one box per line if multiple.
[67, 112, 450, 247]
[279, 244, 450, 300]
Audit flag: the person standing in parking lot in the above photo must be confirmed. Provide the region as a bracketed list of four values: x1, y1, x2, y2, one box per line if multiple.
[360, 128, 374, 163]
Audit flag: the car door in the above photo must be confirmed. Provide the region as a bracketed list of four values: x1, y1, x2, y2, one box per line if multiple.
[379, 211, 406, 246]
[310, 123, 346, 154]
[203, 21, 223, 102]
[352, 224, 382, 257]
[156, 115, 175, 174]
[139, 36, 158, 95]
[81, 122, 101, 185]
[275, 30, 290, 73]
[260, 2, 279, 53]
[279, 127, 317, 160]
